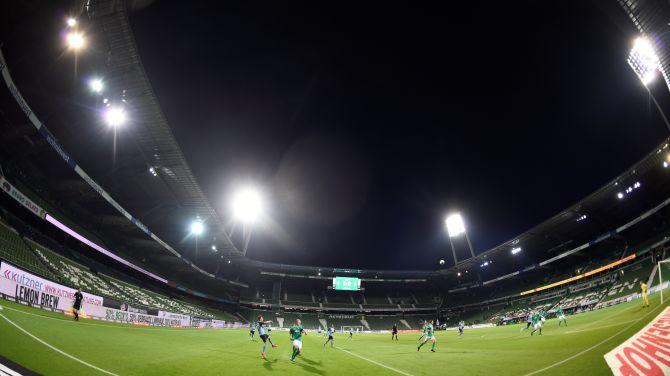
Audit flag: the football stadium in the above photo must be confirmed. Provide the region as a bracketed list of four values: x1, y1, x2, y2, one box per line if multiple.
[2, 1, 670, 375]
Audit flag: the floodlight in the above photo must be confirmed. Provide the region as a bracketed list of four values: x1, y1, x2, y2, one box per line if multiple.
[66, 31, 85, 50]
[104, 106, 126, 127]
[89, 78, 103, 93]
[66, 18, 77, 27]
[231, 187, 263, 223]
[664, 161, 668, 168]
[190, 221, 204, 235]
[511, 247, 522, 255]
[628, 37, 660, 86]
[617, 192, 624, 199]
[445, 213, 466, 237]
[211, 245, 217, 251]
[457, 272, 461, 277]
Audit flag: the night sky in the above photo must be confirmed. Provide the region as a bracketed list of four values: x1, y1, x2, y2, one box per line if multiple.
[3, 1, 669, 270]
[125, 1, 670, 270]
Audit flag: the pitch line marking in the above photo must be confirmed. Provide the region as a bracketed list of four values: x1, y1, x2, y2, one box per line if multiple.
[563, 319, 638, 334]
[335, 347, 414, 376]
[0, 313, 118, 376]
[523, 304, 664, 376]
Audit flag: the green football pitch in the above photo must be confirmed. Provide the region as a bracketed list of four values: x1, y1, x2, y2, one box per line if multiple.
[0, 294, 667, 376]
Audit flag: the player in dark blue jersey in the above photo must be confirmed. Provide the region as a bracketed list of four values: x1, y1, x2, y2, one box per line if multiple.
[72, 288, 83, 321]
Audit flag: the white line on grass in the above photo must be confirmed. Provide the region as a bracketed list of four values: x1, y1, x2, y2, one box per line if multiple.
[572, 303, 639, 331]
[523, 304, 664, 376]
[0, 313, 118, 376]
[335, 347, 414, 376]
[564, 319, 638, 334]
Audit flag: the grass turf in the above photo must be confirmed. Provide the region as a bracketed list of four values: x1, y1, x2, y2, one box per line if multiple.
[0, 293, 667, 376]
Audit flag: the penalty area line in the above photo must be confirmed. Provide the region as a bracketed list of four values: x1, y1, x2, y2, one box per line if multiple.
[0, 313, 118, 376]
[335, 347, 414, 376]
[523, 303, 664, 376]
[564, 319, 638, 334]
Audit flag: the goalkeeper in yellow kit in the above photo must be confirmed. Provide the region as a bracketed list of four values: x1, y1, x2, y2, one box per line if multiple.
[640, 281, 650, 308]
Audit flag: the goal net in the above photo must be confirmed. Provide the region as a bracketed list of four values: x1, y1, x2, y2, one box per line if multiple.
[658, 258, 670, 304]
[341, 326, 364, 333]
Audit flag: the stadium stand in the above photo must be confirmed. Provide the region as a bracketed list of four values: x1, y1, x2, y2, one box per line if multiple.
[0, 220, 56, 280]
[28, 238, 127, 301]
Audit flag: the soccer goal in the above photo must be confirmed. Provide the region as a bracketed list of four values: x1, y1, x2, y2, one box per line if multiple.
[658, 258, 670, 304]
[341, 326, 364, 333]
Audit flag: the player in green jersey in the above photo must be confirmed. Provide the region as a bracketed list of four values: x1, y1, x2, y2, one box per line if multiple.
[530, 312, 542, 336]
[557, 307, 567, 327]
[417, 320, 437, 352]
[289, 319, 307, 362]
[418, 320, 427, 341]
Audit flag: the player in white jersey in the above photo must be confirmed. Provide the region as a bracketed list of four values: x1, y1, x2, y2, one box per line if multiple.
[323, 326, 335, 348]
[256, 315, 278, 359]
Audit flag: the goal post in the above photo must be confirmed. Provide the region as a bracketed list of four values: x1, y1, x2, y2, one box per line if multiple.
[659, 259, 670, 304]
[341, 326, 364, 333]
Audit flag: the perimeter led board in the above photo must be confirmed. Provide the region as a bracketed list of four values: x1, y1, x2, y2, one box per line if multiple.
[332, 277, 361, 291]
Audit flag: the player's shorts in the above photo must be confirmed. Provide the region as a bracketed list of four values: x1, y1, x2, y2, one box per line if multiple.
[541, 317, 546, 322]
[426, 335, 436, 341]
[459, 328, 464, 333]
[534, 323, 542, 330]
[73, 303, 81, 311]
[328, 335, 333, 340]
[260, 334, 269, 342]
[293, 339, 302, 350]
[558, 315, 565, 320]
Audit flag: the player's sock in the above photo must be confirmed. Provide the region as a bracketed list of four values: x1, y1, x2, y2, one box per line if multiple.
[431, 342, 436, 351]
[291, 348, 299, 361]
[262, 343, 267, 353]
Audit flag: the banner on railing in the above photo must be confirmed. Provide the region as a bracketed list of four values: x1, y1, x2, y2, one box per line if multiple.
[157, 310, 191, 326]
[0, 176, 46, 219]
[0, 262, 103, 310]
[97, 306, 190, 327]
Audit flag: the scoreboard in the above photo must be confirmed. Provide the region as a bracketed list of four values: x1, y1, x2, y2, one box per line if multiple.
[332, 277, 361, 291]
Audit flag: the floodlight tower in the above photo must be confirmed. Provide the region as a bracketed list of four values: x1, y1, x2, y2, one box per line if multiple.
[445, 213, 476, 265]
[230, 187, 263, 255]
[627, 36, 670, 132]
[190, 219, 204, 258]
